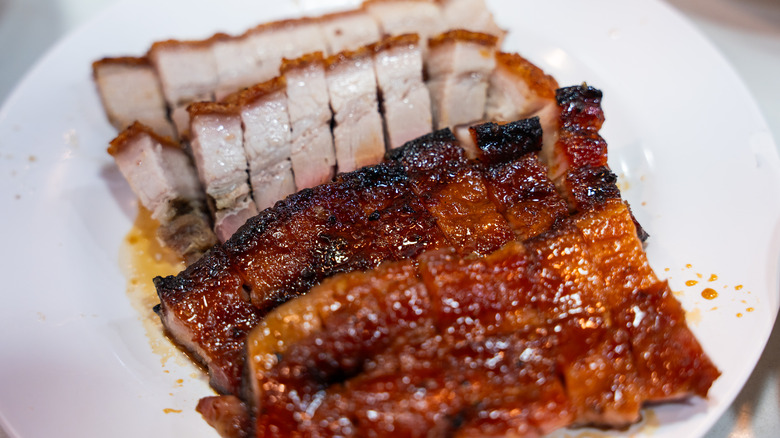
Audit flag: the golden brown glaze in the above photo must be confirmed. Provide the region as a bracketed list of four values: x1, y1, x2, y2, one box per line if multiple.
[427, 29, 499, 49]
[154, 247, 262, 395]
[244, 205, 719, 436]
[107, 121, 181, 156]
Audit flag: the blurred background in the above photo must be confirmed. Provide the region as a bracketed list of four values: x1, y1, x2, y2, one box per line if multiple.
[0, 0, 778, 437]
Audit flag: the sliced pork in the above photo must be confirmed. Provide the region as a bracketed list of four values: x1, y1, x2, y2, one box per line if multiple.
[187, 102, 257, 242]
[92, 57, 176, 139]
[372, 34, 432, 149]
[281, 53, 338, 189]
[325, 47, 387, 173]
[426, 30, 498, 130]
[318, 9, 382, 54]
[437, 0, 506, 41]
[363, 0, 445, 42]
[227, 77, 296, 211]
[210, 33, 265, 101]
[108, 122, 216, 263]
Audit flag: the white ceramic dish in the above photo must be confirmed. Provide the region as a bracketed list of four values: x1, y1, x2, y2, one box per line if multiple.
[1, 0, 778, 436]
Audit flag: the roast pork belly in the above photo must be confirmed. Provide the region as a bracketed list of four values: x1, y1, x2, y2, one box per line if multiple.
[246, 17, 329, 84]
[325, 47, 387, 173]
[187, 102, 258, 242]
[243, 203, 718, 436]
[426, 30, 498, 130]
[485, 52, 559, 127]
[372, 34, 432, 149]
[363, 0, 445, 43]
[318, 8, 382, 54]
[92, 57, 176, 139]
[437, 0, 506, 42]
[108, 122, 216, 263]
[210, 33, 265, 101]
[226, 77, 296, 211]
[155, 119, 563, 398]
[281, 53, 337, 189]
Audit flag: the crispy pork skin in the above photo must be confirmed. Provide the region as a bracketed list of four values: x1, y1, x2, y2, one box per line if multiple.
[319, 9, 382, 54]
[281, 53, 338, 189]
[244, 204, 719, 436]
[92, 57, 176, 139]
[372, 34, 433, 149]
[426, 30, 498, 130]
[108, 122, 216, 263]
[228, 77, 296, 211]
[187, 102, 258, 241]
[325, 47, 387, 173]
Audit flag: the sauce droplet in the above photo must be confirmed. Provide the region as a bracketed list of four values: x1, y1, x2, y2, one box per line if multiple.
[685, 280, 698, 287]
[701, 288, 718, 300]
[163, 408, 182, 414]
[747, 308, 755, 312]
[737, 313, 743, 318]
[735, 285, 743, 291]
[708, 274, 718, 282]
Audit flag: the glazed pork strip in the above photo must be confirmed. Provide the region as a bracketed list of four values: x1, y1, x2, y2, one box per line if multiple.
[187, 102, 258, 242]
[326, 47, 387, 173]
[156, 118, 561, 397]
[225, 77, 296, 211]
[426, 30, 499, 130]
[92, 57, 176, 139]
[243, 203, 718, 436]
[108, 122, 217, 264]
[281, 53, 338, 189]
[318, 8, 382, 54]
[371, 34, 433, 149]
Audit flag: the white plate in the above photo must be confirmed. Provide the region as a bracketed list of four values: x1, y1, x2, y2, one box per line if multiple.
[0, 0, 778, 436]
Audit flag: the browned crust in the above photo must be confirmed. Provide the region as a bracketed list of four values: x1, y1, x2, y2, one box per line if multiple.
[370, 33, 420, 53]
[280, 51, 325, 74]
[227, 76, 288, 108]
[495, 52, 559, 100]
[92, 56, 151, 70]
[107, 121, 181, 156]
[428, 29, 498, 49]
[325, 46, 373, 70]
[187, 101, 239, 118]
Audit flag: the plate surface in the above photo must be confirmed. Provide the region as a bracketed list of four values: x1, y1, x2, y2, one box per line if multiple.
[0, 0, 778, 437]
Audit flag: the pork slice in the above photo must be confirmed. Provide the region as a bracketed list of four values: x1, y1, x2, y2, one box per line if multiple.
[108, 122, 216, 264]
[188, 102, 258, 241]
[196, 396, 250, 438]
[485, 52, 559, 124]
[372, 34, 432, 149]
[232, 77, 296, 211]
[246, 17, 330, 86]
[363, 0, 446, 43]
[281, 53, 337, 189]
[154, 246, 262, 395]
[387, 128, 514, 255]
[147, 39, 218, 108]
[318, 9, 382, 53]
[436, 0, 506, 42]
[426, 30, 498, 130]
[325, 47, 387, 173]
[92, 57, 176, 139]
[210, 33, 265, 100]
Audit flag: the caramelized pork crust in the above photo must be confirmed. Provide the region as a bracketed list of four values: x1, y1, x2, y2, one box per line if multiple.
[245, 202, 719, 436]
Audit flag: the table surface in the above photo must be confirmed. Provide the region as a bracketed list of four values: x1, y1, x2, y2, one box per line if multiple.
[1, 0, 778, 436]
